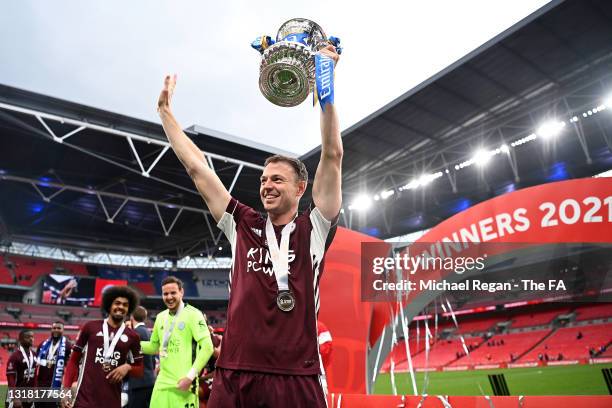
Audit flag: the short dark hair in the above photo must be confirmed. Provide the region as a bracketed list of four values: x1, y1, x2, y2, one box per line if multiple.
[19, 329, 33, 339]
[101, 285, 139, 315]
[52, 321, 64, 327]
[132, 306, 147, 323]
[161, 276, 183, 290]
[264, 155, 308, 183]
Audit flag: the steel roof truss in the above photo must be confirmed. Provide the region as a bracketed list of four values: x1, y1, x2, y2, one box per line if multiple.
[228, 164, 244, 193]
[31, 182, 66, 203]
[154, 204, 184, 236]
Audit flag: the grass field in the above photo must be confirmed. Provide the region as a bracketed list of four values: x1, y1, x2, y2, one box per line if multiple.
[374, 364, 612, 395]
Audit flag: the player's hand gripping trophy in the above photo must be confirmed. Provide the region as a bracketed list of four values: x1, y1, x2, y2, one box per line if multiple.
[252, 18, 341, 108]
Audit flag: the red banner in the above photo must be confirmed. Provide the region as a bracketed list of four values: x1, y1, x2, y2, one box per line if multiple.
[418, 178, 612, 245]
[93, 278, 128, 306]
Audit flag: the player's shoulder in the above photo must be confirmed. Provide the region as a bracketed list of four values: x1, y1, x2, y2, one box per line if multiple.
[6, 351, 20, 370]
[82, 319, 102, 332]
[156, 308, 169, 320]
[8, 349, 21, 362]
[228, 198, 260, 223]
[184, 304, 204, 317]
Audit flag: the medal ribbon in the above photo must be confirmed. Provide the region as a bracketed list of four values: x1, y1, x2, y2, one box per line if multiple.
[161, 302, 185, 355]
[47, 338, 60, 362]
[19, 345, 34, 381]
[265, 216, 295, 292]
[102, 320, 126, 365]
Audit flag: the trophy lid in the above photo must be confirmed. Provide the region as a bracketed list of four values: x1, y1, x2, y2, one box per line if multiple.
[276, 18, 327, 49]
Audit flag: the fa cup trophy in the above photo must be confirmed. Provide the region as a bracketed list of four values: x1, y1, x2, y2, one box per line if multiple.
[252, 18, 341, 107]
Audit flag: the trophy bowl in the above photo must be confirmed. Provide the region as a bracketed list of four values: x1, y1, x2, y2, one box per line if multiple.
[258, 18, 328, 107]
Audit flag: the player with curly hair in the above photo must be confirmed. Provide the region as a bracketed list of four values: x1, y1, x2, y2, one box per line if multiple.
[61, 286, 144, 408]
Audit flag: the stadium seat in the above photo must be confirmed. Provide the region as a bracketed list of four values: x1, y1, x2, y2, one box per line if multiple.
[519, 323, 612, 362]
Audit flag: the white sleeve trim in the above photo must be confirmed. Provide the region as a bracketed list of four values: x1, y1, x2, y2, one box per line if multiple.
[217, 212, 235, 241]
[217, 211, 238, 288]
[310, 207, 334, 313]
[309, 207, 332, 251]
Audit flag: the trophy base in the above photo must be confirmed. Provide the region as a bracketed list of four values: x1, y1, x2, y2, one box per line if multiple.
[259, 42, 315, 107]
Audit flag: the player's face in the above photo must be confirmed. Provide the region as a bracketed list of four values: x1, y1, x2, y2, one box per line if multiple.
[162, 283, 184, 312]
[109, 296, 130, 322]
[51, 323, 64, 338]
[260, 162, 305, 216]
[20, 331, 34, 348]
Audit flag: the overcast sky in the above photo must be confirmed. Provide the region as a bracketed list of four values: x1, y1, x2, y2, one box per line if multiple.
[1, 0, 550, 156]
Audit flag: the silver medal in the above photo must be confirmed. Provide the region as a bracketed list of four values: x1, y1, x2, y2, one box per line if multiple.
[277, 290, 295, 312]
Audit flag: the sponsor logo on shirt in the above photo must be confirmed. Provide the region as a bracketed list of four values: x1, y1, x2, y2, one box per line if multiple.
[250, 227, 262, 237]
[95, 348, 121, 368]
[246, 247, 295, 276]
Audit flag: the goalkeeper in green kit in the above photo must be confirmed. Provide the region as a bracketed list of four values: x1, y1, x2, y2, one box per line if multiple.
[140, 276, 213, 408]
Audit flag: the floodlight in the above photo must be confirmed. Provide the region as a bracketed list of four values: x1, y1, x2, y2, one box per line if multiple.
[381, 190, 394, 199]
[473, 149, 492, 166]
[536, 120, 565, 139]
[349, 195, 372, 211]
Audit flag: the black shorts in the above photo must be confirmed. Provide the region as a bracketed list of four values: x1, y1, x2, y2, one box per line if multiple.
[208, 367, 326, 408]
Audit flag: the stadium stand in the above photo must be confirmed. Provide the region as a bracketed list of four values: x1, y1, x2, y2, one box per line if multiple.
[573, 303, 612, 321]
[0, 301, 103, 323]
[448, 329, 552, 366]
[204, 310, 227, 325]
[508, 308, 570, 328]
[1, 255, 88, 286]
[382, 302, 612, 372]
[519, 322, 612, 362]
[410, 338, 481, 369]
[453, 317, 504, 334]
[380, 334, 431, 372]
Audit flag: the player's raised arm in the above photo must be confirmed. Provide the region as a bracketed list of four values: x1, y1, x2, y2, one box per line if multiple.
[157, 74, 231, 222]
[312, 45, 343, 221]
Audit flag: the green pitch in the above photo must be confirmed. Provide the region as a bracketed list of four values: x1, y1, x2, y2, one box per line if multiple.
[374, 364, 612, 395]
